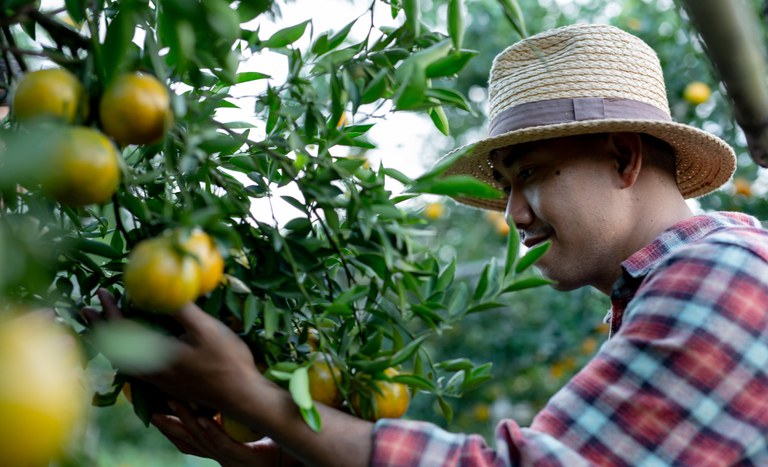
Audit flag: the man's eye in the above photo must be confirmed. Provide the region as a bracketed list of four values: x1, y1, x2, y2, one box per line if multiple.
[518, 167, 535, 181]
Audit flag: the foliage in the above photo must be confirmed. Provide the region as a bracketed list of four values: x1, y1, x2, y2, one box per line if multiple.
[0, 0, 550, 462]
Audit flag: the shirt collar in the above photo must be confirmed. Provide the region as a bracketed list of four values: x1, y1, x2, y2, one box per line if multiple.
[620, 212, 762, 279]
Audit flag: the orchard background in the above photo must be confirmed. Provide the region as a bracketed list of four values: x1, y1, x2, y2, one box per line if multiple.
[0, 0, 766, 465]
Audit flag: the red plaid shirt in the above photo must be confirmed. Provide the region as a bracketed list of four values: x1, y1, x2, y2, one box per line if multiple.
[372, 212, 768, 466]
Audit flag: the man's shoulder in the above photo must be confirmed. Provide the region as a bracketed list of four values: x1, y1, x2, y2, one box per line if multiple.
[688, 221, 768, 262]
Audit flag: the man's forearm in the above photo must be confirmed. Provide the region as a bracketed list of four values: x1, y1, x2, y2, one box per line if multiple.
[225, 372, 374, 467]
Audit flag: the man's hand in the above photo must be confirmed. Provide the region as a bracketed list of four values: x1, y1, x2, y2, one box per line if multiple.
[83, 289, 263, 415]
[83, 288, 374, 467]
[151, 400, 301, 467]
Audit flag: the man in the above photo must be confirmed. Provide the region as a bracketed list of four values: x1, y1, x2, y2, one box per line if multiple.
[88, 23, 768, 465]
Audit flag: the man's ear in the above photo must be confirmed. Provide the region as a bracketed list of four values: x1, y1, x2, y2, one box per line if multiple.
[606, 132, 643, 189]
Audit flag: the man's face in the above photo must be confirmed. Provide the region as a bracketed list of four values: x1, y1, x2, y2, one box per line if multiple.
[491, 135, 629, 292]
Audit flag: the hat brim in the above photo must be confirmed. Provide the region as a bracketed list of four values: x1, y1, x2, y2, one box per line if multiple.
[441, 118, 737, 211]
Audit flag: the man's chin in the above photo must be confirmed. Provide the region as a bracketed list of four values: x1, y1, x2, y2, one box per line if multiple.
[536, 264, 582, 292]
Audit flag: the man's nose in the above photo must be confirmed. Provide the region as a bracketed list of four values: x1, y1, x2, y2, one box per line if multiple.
[505, 188, 534, 229]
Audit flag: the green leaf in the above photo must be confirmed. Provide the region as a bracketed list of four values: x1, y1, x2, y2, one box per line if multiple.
[204, 0, 241, 44]
[102, 9, 136, 83]
[403, 0, 421, 37]
[311, 32, 330, 56]
[429, 105, 449, 135]
[328, 19, 355, 50]
[242, 295, 260, 334]
[447, 282, 469, 317]
[393, 62, 426, 110]
[417, 143, 475, 179]
[435, 258, 456, 292]
[361, 68, 389, 104]
[515, 241, 551, 274]
[382, 168, 413, 185]
[391, 373, 435, 391]
[237, 0, 272, 23]
[65, 0, 86, 24]
[263, 20, 309, 48]
[409, 175, 504, 199]
[436, 358, 474, 371]
[437, 396, 454, 423]
[390, 335, 428, 367]
[73, 238, 122, 259]
[498, 0, 528, 38]
[448, 0, 464, 49]
[501, 276, 554, 293]
[289, 366, 313, 410]
[425, 87, 473, 113]
[425, 50, 477, 78]
[299, 405, 322, 432]
[472, 262, 490, 300]
[237, 71, 271, 83]
[504, 221, 520, 277]
[263, 299, 279, 339]
[462, 362, 493, 392]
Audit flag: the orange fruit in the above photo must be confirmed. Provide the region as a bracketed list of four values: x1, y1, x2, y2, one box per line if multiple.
[0, 313, 86, 466]
[42, 127, 120, 206]
[683, 81, 711, 105]
[352, 368, 410, 421]
[181, 229, 224, 295]
[99, 72, 173, 145]
[423, 202, 445, 220]
[308, 356, 342, 408]
[218, 413, 264, 443]
[733, 178, 752, 197]
[123, 236, 201, 313]
[13, 68, 86, 123]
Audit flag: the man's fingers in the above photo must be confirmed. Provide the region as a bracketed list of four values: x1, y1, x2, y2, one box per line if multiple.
[150, 414, 207, 457]
[172, 302, 219, 340]
[80, 307, 102, 325]
[96, 288, 122, 320]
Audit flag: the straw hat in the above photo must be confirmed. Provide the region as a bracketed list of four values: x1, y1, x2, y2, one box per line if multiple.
[439, 23, 736, 211]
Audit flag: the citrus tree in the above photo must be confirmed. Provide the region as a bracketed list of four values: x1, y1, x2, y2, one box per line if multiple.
[0, 0, 551, 463]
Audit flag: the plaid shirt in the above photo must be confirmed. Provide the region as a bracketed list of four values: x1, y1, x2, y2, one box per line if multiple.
[372, 212, 768, 466]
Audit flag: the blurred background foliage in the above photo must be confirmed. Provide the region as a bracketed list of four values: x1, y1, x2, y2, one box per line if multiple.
[3, 0, 767, 464]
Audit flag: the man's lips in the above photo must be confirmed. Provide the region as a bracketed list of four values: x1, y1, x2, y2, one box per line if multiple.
[520, 228, 553, 248]
[522, 235, 549, 248]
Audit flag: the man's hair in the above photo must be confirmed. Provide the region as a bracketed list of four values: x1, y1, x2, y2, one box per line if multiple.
[640, 134, 676, 178]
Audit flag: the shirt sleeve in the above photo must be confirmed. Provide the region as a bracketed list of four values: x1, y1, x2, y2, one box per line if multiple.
[371, 239, 768, 466]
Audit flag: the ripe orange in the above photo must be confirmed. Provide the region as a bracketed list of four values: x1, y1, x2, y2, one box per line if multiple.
[683, 81, 711, 105]
[99, 72, 173, 145]
[181, 229, 224, 295]
[42, 127, 120, 206]
[352, 368, 410, 421]
[13, 68, 85, 123]
[308, 356, 342, 408]
[123, 236, 201, 313]
[0, 312, 86, 466]
[423, 202, 445, 220]
[217, 413, 264, 443]
[733, 178, 752, 197]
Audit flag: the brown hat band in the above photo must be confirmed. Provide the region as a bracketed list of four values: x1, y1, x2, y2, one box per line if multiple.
[488, 97, 672, 137]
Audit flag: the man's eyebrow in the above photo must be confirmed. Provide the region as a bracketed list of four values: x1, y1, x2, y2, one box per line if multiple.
[491, 144, 533, 171]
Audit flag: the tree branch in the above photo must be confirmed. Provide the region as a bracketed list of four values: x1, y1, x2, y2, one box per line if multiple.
[679, 0, 768, 167]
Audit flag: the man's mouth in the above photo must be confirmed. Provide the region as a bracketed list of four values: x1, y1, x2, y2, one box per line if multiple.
[522, 235, 549, 248]
[520, 228, 553, 248]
